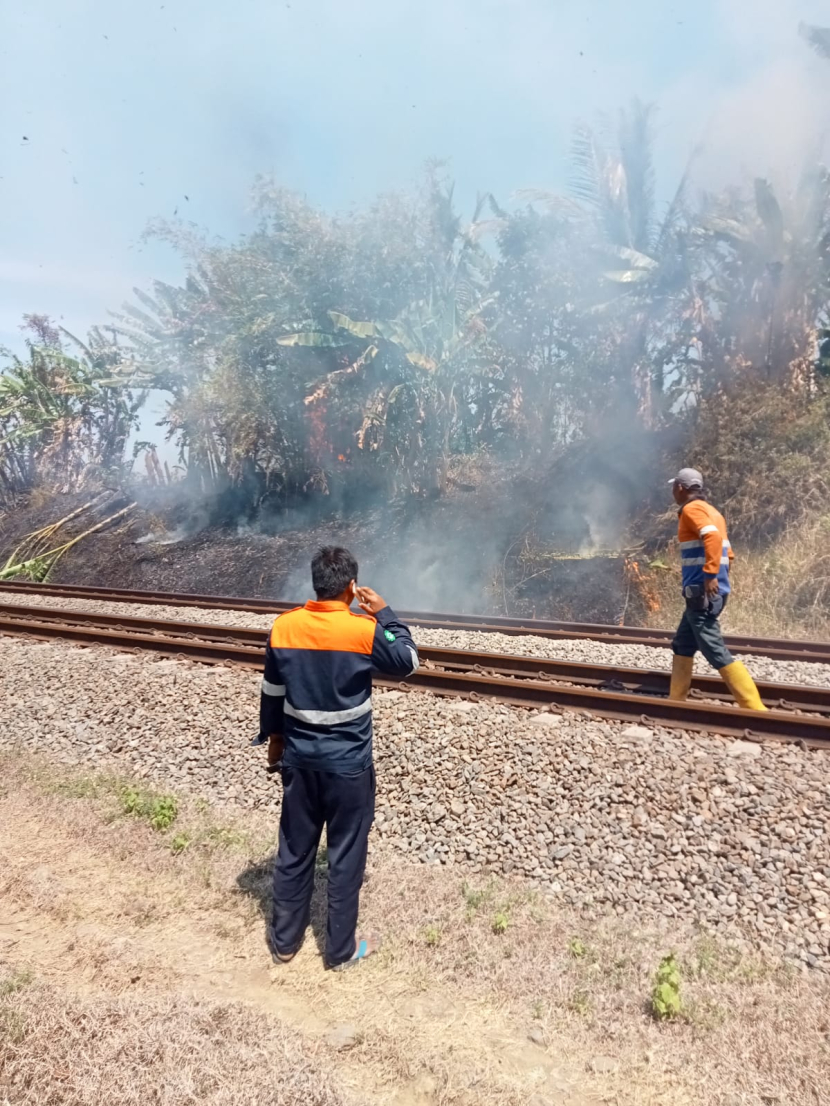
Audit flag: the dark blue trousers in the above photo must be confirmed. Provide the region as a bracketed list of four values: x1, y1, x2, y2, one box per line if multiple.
[671, 594, 734, 670]
[270, 764, 375, 967]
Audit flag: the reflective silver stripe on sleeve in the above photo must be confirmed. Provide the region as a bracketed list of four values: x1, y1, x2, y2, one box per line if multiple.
[679, 539, 703, 550]
[284, 697, 372, 726]
[699, 524, 719, 536]
[261, 678, 286, 697]
[720, 556, 731, 565]
[407, 646, 420, 675]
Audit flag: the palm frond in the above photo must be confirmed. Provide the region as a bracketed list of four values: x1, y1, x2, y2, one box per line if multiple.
[654, 148, 698, 254]
[467, 218, 506, 242]
[800, 22, 830, 60]
[754, 178, 785, 255]
[618, 99, 656, 252]
[486, 192, 508, 219]
[512, 189, 585, 218]
[569, 123, 604, 209]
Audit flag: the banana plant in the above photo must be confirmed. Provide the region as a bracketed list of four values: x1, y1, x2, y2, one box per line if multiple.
[277, 184, 498, 494]
[0, 317, 144, 506]
[516, 100, 696, 424]
[696, 170, 830, 390]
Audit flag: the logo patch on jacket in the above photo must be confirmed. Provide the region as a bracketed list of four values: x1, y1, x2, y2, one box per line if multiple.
[384, 630, 396, 642]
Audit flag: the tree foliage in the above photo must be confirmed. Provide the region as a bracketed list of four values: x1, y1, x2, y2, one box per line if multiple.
[3, 88, 830, 531]
[801, 23, 830, 61]
[0, 316, 145, 510]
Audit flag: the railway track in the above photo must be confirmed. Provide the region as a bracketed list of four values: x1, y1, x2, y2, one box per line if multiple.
[1, 579, 830, 663]
[0, 579, 827, 664]
[2, 599, 830, 748]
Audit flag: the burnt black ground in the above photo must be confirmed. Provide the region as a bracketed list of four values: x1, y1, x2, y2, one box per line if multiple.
[0, 473, 631, 622]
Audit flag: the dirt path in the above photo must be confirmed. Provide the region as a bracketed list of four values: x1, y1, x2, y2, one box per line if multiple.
[3, 758, 828, 1106]
[0, 782, 598, 1106]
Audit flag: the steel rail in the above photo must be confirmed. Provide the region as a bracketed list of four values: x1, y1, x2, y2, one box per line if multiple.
[2, 607, 830, 748]
[0, 600, 268, 646]
[2, 599, 829, 715]
[0, 579, 828, 664]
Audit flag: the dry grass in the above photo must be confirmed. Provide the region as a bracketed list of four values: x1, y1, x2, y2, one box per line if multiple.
[0, 977, 354, 1106]
[2, 753, 829, 1106]
[358, 873, 830, 1105]
[646, 514, 830, 639]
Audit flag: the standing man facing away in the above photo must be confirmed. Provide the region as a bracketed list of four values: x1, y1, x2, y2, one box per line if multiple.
[257, 546, 419, 970]
[668, 468, 766, 711]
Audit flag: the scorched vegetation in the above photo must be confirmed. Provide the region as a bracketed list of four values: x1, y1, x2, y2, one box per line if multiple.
[4, 52, 830, 626]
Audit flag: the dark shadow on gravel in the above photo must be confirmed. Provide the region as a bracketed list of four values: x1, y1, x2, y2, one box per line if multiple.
[235, 854, 329, 961]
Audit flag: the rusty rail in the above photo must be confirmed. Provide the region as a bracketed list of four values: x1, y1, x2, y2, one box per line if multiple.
[0, 601, 267, 646]
[2, 600, 828, 715]
[0, 579, 829, 664]
[2, 603, 830, 748]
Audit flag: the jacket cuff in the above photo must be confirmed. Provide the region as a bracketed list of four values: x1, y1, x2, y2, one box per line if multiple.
[703, 571, 719, 580]
[374, 605, 397, 626]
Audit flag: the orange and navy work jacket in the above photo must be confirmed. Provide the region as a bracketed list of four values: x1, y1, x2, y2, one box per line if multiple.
[677, 497, 734, 597]
[258, 600, 419, 774]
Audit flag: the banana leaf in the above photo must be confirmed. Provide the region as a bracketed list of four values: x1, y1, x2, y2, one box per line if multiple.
[405, 351, 437, 371]
[276, 331, 353, 348]
[328, 312, 379, 339]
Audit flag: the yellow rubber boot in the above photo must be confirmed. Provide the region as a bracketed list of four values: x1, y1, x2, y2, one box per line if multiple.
[719, 660, 768, 711]
[669, 655, 694, 701]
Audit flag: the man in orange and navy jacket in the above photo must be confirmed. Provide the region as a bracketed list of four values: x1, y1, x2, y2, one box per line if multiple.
[668, 468, 766, 711]
[257, 546, 418, 971]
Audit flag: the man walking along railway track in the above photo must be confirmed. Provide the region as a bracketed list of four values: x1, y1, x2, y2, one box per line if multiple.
[257, 546, 419, 970]
[668, 468, 766, 711]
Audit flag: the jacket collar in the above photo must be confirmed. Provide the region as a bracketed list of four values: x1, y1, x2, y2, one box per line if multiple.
[305, 599, 351, 613]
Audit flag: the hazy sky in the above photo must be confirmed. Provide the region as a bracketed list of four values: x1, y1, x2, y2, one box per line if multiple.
[3, 0, 829, 359]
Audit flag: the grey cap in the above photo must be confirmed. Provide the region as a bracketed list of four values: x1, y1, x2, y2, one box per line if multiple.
[668, 467, 703, 489]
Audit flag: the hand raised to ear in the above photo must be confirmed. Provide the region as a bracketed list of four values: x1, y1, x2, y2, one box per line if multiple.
[355, 586, 386, 615]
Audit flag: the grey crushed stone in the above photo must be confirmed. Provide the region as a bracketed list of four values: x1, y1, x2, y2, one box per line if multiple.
[411, 626, 830, 690]
[1, 637, 829, 970]
[2, 592, 829, 688]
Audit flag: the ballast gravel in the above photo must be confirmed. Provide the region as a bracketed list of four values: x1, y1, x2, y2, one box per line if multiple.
[1, 636, 829, 971]
[2, 591, 830, 688]
[411, 626, 830, 689]
[0, 593, 277, 632]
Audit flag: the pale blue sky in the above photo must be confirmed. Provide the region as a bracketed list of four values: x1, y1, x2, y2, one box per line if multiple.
[2, 0, 829, 363]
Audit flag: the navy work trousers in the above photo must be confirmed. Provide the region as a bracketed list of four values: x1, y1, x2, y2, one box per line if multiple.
[270, 763, 375, 967]
[671, 594, 734, 671]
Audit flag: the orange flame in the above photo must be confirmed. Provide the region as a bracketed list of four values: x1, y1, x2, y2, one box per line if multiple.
[622, 557, 661, 622]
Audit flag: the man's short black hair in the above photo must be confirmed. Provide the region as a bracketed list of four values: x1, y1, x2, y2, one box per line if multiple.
[311, 546, 358, 600]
